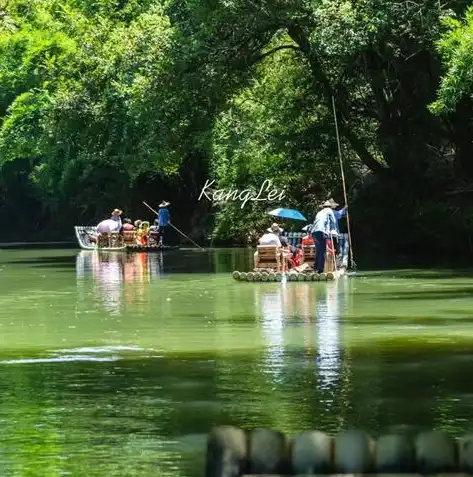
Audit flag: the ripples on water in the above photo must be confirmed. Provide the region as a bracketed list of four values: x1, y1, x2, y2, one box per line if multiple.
[0, 250, 473, 476]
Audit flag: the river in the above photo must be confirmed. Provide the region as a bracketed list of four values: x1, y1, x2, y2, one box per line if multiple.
[0, 248, 472, 476]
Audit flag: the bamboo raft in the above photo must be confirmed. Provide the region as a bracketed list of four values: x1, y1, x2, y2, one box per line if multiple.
[205, 426, 473, 477]
[232, 269, 343, 282]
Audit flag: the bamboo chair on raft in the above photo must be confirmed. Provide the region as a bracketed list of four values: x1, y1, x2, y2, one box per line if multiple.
[97, 232, 124, 248]
[299, 240, 336, 272]
[123, 231, 136, 245]
[254, 245, 282, 271]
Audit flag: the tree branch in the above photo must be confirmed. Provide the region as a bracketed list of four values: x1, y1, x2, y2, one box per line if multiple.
[252, 44, 302, 63]
[286, 23, 388, 175]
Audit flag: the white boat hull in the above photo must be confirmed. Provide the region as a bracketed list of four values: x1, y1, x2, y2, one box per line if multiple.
[74, 226, 179, 252]
[74, 226, 126, 251]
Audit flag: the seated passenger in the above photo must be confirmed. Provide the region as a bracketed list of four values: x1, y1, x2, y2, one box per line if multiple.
[292, 244, 303, 267]
[302, 232, 314, 245]
[136, 221, 150, 246]
[142, 221, 150, 236]
[134, 220, 143, 245]
[280, 236, 304, 268]
[254, 223, 283, 269]
[259, 223, 283, 246]
[279, 235, 295, 268]
[97, 208, 123, 235]
[122, 218, 135, 231]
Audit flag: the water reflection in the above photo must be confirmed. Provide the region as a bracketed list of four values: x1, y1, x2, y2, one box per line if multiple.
[255, 280, 351, 399]
[315, 279, 351, 426]
[258, 286, 285, 381]
[316, 281, 343, 390]
[3, 250, 473, 476]
[75, 251, 165, 313]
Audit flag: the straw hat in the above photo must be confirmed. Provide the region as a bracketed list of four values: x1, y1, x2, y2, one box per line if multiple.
[328, 198, 339, 208]
[111, 208, 122, 215]
[267, 223, 283, 234]
[318, 200, 332, 209]
[159, 201, 170, 208]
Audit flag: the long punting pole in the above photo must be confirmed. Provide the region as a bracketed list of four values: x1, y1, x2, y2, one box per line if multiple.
[142, 201, 205, 250]
[331, 95, 355, 269]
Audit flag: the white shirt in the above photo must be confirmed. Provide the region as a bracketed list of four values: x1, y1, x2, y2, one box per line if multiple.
[259, 232, 281, 246]
[312, 207, 337, 236]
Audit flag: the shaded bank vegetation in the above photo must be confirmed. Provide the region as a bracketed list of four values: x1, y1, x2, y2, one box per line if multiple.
[1, 0, 473, 254]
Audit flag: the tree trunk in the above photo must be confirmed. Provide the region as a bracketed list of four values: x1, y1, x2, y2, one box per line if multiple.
[450, 100, 473, 180]
[286, 23, 387, 175]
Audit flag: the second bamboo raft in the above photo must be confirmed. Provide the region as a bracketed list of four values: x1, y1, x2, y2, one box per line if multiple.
[232, 270, 343, 282]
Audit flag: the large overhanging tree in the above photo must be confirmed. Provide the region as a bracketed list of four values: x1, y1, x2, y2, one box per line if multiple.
[0, 0, 472, 240]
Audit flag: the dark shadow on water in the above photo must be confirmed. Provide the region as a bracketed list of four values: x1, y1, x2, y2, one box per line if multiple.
[2, 247, 473, 278]
[357, 285, 473, 301]
[347, 315, 473, 325]
[359, 269, 473, 280]
[2, 255, 77, 268]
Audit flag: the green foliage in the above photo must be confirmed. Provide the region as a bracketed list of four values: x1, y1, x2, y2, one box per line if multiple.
[430, 6, 473, 115]
[0, 0, 473, 252]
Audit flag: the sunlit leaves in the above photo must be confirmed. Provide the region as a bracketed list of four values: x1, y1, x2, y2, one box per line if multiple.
[430, 6, 473, 115]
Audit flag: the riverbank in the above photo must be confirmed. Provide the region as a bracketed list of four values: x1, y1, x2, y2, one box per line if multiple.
[0, 241, 76, 249]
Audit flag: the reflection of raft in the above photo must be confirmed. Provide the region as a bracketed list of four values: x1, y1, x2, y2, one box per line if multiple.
[232, 269, 344, 281]
[125, 244, 179, 252]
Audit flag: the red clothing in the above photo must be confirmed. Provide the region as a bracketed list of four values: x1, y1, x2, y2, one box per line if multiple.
[302, 235, 313, 245]
[326, 239, 335, 255]
[288, 248, 303, 268]
[294, 248, 303, 267]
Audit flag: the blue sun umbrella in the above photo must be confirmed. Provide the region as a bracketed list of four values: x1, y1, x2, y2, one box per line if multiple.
[268, 208, 307, 221]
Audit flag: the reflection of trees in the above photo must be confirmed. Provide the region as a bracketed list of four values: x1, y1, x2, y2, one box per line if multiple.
[0, 359, 188, 477]
[212, 249, 254, 273]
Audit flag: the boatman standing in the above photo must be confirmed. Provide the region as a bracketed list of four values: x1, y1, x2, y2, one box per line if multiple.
[311, 200, 338, 273]
[335, 204, 350, 269]
[328, 198, 347, 266]
[155, 201, 171, 246]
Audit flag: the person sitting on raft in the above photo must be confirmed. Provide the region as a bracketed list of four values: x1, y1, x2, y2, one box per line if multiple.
[292, 244, 304, 267]
[302, 231, 314, 245]
[136, 220, 150, 246]
[253, 223, 283, 269]
[280, 235, 302, 268]
[96, 208, 123, 235]
[122, 218, 135, 231]
[135, 220, 149, 246]
[142, 221, 150, 240]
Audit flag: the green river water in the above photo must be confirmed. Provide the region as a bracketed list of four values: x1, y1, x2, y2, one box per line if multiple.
[0, 248, 473, 476]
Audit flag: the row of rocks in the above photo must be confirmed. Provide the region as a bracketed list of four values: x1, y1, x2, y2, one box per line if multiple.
[205, 426, 473, 476]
